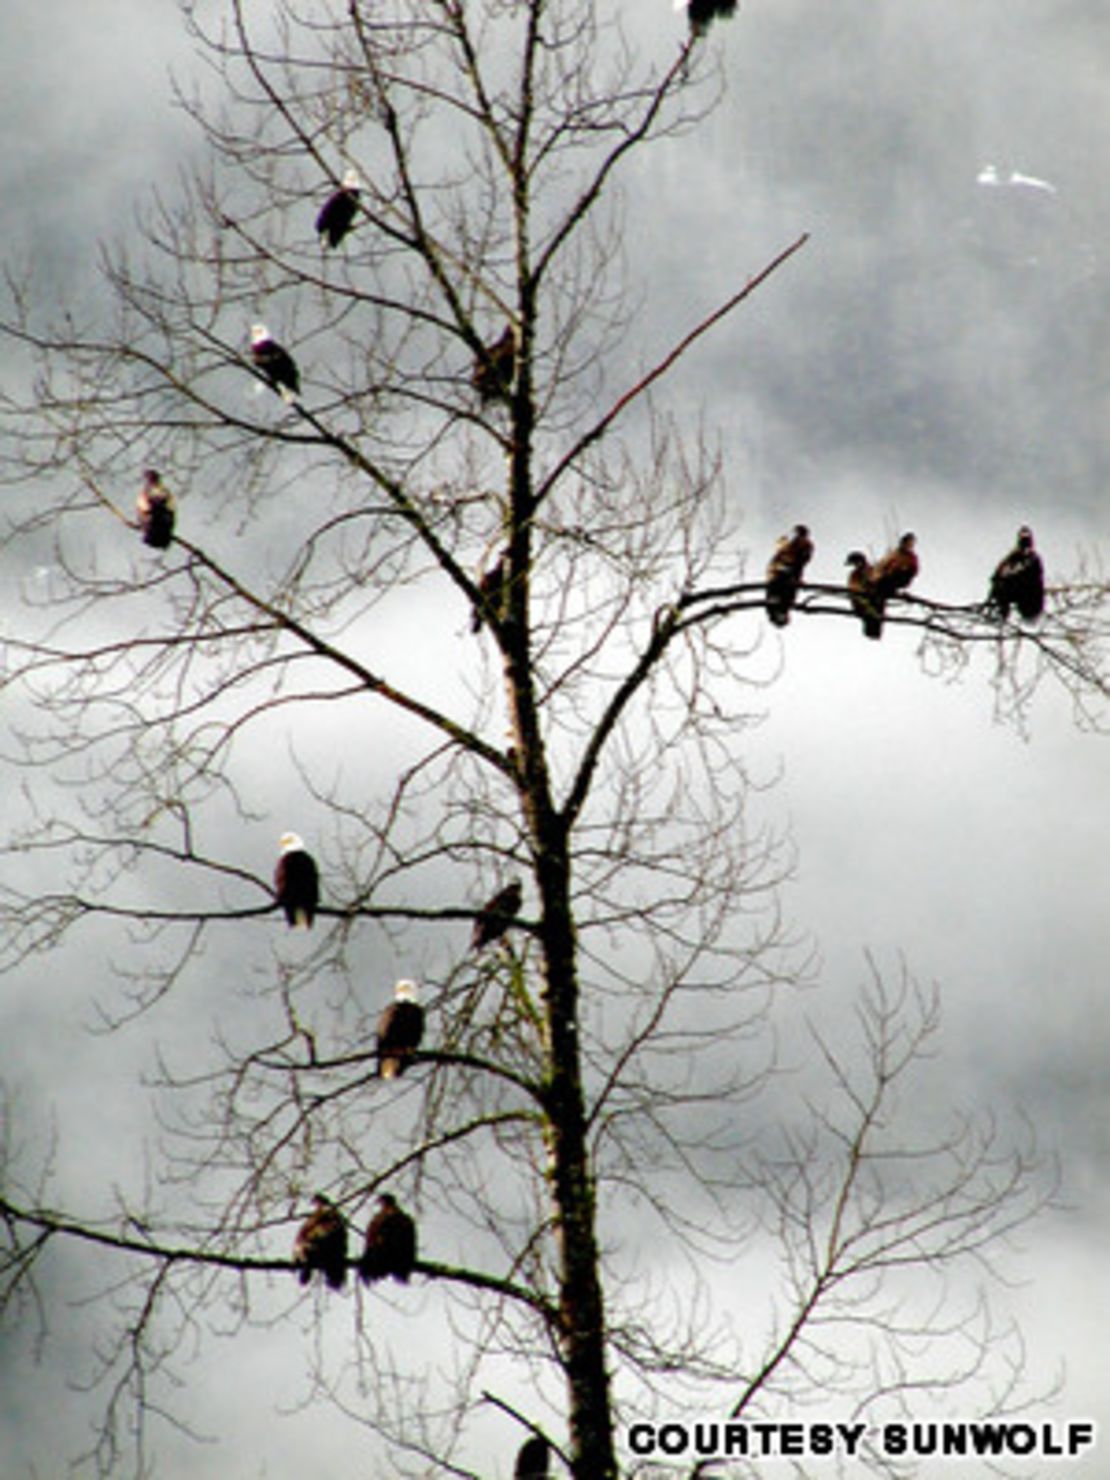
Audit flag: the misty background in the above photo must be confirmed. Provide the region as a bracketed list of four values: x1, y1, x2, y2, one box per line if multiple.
[0, 0, 1107, 1475]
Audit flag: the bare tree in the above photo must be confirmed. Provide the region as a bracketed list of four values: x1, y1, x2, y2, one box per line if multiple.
[0, 4, 1105, 1478]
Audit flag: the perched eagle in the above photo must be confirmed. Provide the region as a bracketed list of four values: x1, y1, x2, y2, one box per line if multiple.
[515, 1435, 551, 1480]
[988, 525, 1044, 622]
[292, 1194, 348, 1291]
[472, 552, 508, 633]
[765, 524, 814, 627]
[135, 469, 176, 549]
[250, 324, 301, 403]
[472, 878, 523, 952]
[376, 979, 425, 1080]
[675, 0, 739, 36]
[871, 532, 919, 601]
[358, 1193, 417, 1285]
[316, 169, 361, 249]
[274, 832, 319, 929]
[472, 324, 517, 403]
[845, 551, 883, 640]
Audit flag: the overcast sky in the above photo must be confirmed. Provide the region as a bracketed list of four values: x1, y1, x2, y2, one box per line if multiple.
[0, 1, 1107, 1476]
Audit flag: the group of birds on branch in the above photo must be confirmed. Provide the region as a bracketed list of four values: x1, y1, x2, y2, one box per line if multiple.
[765, 524, 1045, 639]
[273, 833, 524, 953]
[279, 836, 542, 1470]
[293, 1191, 416, 1291]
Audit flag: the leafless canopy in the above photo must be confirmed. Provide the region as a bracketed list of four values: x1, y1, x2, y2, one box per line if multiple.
[0, 3, 1102, 1478]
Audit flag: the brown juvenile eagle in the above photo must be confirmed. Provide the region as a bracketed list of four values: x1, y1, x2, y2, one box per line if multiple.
[845, 550, 883, 640]
[293, 1194, 348, 1290]
[988, 525, 1044, 622]
[472, 879, 523, 952]
[472, 324, 517, 403]
[871, 532, 919, 601]
[358, 1193, 417, 1284]
[765, 524, 814, 627]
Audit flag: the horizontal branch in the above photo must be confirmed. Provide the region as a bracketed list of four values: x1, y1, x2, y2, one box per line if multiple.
[0, 1197, 557, 1322]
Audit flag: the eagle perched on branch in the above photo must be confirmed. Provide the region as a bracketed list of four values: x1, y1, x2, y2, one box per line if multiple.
[472, 879, 523, 952]
[359, 1194, 417, 1284]
[765, 524, 813, 627]
[376, 980, 425, 1080]
[675, 0, 738, 37]
[316, 169, 361, 249]
[988, 525, 1044, 622]
[136, 469, 176, 549]
[293, 1194, 348, 1290]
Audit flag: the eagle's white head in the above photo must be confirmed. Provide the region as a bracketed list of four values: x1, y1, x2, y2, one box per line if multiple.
[279, 832, 306, 855]
[250, 323, 272, 347]
[341, 167, 361, 191]
[394, 979, 420, 1003]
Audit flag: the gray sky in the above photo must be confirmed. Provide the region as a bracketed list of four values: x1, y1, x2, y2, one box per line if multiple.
[0, 0, 1107, 1476]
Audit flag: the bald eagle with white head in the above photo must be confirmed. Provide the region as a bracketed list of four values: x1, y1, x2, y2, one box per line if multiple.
[316, 169, 361, 249]
[136, 469, 176, 549]
[274, 833, 319, 929]
[376, 980, 425, 1080]
[250, 324, 301, 403]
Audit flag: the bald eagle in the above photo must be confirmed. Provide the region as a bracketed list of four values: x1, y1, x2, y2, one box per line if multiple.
[275, 833, 319, 929]
[988, 526, 1044, 622]
[871, 532, 919, 601]
[473, 324, 517, 403]
[472, 879, 523, 952]
[358, 1193, 417, 1284]
[472, 553, 508, 633]
[765, 524, 814, 627]
[515, 1435, 551, 1479]
[250, 324, 301, 403]
[292, 1194, 348, 1290]
[316, 169, 361, 249]
[376, 980, 425, 1080]
[845, 551, 883, 640]
[675, 0, 738, 36]
[136, 469, 176, 549]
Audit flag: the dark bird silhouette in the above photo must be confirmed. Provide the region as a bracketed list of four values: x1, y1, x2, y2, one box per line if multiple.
[274, 832, 319, 929]
[250, 324, 301, 403]
[871, 532, 919, 601]
[678, 0, 739, 37]
[472, 324, 517, 403]
[472, 879, 523, 952]
[765, 524, 814, 627]
[845, 551, 883, 640]
[514, 1434, 551, 1479]
[293, 1194, 348, 1290]
[359, 1194, 417, 1284]
[988, 525, 1044, 622]
[376, 980, 425, 1080]
[135, 469, 176, 549]
[472, 553, 508, 633]
[315, 169, 360, 249]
